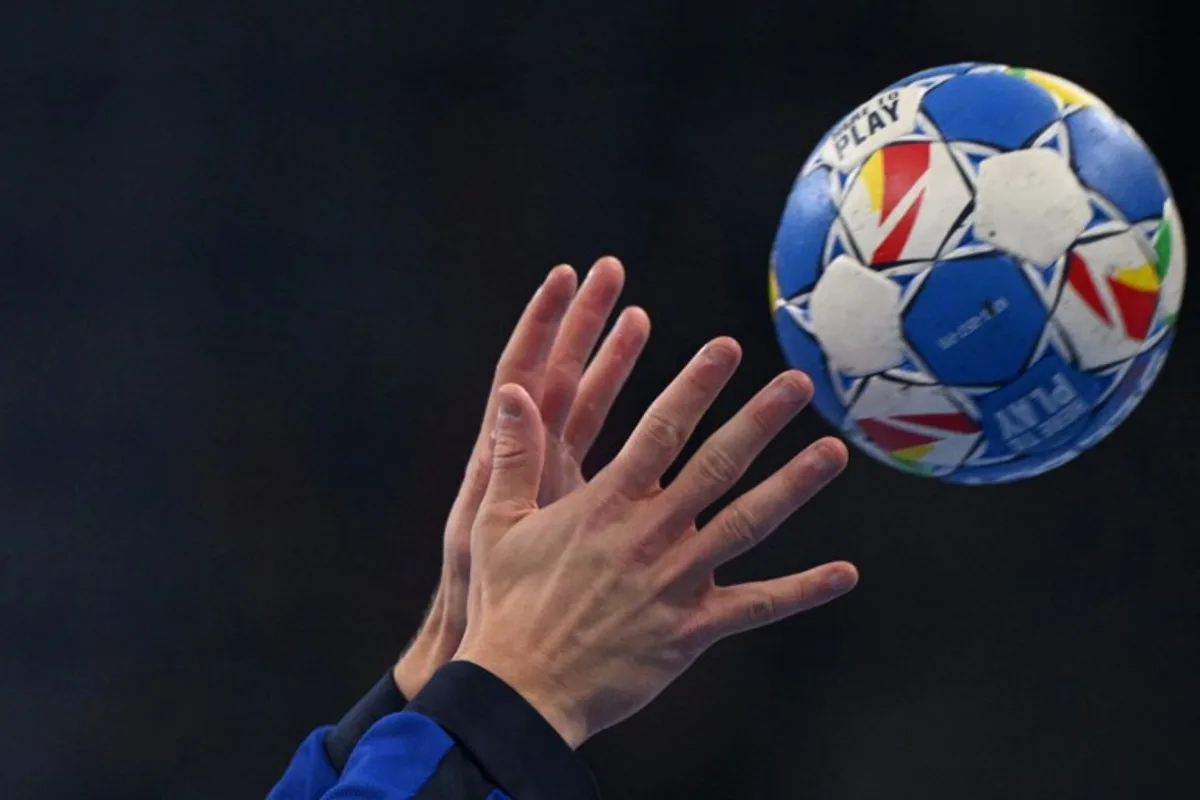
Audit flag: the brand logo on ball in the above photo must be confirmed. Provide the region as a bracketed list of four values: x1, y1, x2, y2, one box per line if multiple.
[991, 372, 1087, 452]
[936, 297, 1010, 351]
[977, 354, 1101, 457]
[832, 92, 901, 159]
[819, 86, 926, 170]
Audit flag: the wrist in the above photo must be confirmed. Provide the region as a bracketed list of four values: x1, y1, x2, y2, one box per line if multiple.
[393, 648, 432, 700]
[454, 645, 589, 749]
[394, 617, 458, 699]
[394, 628, 459, 698]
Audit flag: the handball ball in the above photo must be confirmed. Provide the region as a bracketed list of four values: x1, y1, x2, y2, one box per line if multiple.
[769, 63, 1185, 485]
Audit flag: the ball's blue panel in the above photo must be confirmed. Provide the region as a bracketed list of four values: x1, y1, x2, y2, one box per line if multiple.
[974, 352, 1106, 457]
[941, 445, 1080, 485]
[1065, 107, 1167, 222]
[773, 311, 847, 426]
[903, 254, 1047, 385]
[773, 166, 839, 297]
[1076, 332, 1173, 449]
[886, 62, 978, 90]
[920, 72, 1059, 150]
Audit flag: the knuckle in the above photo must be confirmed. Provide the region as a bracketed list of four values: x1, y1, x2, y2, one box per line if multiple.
[641, 409, 687, 452]
[625, 536, 659, 568]
[721, 504, 760, 551]
[556, 342, 590, 374]
[584, 481, 631, 526]
[485, 496, 535, 522]
[684, 361, 719, 393]
[491, 436, 529, 468]
[744, 591, 778, 627]
[749, 403, 776, 436]
[675, 616, 712, 656]
[696, 446, 740, 487]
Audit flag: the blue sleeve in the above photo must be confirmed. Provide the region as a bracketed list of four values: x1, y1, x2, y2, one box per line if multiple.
[266, 726, 339, 800]
[326, 662, 598, 799]
[320, 711, 507, 799]
[324, 670, 410, 770]
[268, 670, 411, 800]
[269, 661, 600, 800]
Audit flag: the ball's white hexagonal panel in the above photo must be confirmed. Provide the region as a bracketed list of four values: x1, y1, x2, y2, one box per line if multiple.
[809, 255, 905, 376]
[975, 148, 1091, 265]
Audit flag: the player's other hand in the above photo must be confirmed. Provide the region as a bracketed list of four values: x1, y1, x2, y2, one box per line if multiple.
[454, 339, 857, 748]
[393, 258, 650, 698]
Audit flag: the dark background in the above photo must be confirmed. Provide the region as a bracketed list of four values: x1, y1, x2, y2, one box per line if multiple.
[2, 2, 1196, 798]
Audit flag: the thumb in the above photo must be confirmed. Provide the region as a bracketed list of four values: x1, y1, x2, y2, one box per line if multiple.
[481, 383, 545, 518]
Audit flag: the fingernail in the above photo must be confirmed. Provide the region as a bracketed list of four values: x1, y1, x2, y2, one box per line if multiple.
[497, 395, 521, 425]
[702, 343, 736, 367]
[542, 266, 577, 312]
[770, 377, 808, 406]
[817, 441, 846, 476]
[827, 572, 854, 594]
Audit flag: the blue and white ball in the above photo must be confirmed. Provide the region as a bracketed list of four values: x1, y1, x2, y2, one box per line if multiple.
[769, 63, 1185, 484]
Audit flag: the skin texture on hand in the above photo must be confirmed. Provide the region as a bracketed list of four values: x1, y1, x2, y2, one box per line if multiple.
[453, 339, 858, 748]
[393, 258, 650, 699]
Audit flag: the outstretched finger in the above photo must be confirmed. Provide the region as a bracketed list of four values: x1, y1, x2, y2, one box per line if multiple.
[604, 337, 741, 494]
[680, 437, 848, 575]
[703, 561, 859, 640]
[563, 305, 651, 461]
[541, 257, 627, 437]
[484, 264, 578, 425]
[655, 371, 814, 530]
[448, 266, 576, 531]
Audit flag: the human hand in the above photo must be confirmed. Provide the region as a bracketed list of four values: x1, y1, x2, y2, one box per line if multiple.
[453, 338, 857, 748]
[393, 258, 651, 698]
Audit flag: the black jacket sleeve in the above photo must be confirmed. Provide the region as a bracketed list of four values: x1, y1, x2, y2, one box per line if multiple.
[404, 661, 599, 799]
[303, 662, 599, 800]
[324, 668, 409, 771]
